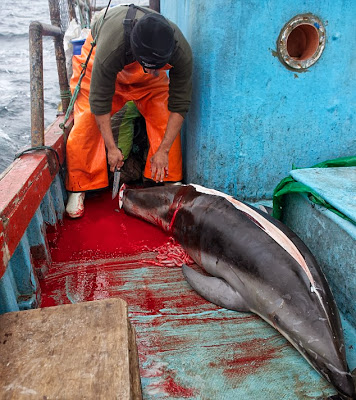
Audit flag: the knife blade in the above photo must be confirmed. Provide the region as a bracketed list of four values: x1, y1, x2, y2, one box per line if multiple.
[112, 167, 121, 200]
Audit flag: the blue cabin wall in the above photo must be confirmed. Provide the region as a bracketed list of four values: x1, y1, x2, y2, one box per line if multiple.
[161, 0, 356, 199]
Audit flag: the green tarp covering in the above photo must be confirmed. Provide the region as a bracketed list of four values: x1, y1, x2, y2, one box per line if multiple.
[272, 156, 356, 224]
[112, 101, 142, 160]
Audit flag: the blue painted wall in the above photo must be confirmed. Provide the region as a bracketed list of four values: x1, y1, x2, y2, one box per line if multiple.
[161, 0, 356, 199]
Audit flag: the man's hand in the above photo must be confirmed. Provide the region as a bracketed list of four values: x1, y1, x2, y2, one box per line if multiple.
[150, 112, 184, 182]
[150, 149, 169, 182]
[95, 113, 124, 172]
[108, 147, 124, 172]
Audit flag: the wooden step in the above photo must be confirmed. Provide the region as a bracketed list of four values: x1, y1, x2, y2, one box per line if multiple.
[0, 298, 142, 399]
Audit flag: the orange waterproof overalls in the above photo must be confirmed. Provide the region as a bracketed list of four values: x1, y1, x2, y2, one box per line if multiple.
[66, 34, 182, 192]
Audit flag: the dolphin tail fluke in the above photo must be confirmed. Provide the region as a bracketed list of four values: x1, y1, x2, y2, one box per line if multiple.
[182, 264, 250, 312]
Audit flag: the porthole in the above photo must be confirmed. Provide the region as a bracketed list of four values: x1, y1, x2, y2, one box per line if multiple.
[277, 14, 326, 71]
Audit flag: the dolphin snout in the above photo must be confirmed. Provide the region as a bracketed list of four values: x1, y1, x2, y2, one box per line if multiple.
[327, 368, 355, 399]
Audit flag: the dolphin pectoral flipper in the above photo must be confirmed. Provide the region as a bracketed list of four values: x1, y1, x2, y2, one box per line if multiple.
[182, 264, 250, 312]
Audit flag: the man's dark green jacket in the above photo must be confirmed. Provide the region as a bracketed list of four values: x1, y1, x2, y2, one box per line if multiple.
[90, 6, 193, 118]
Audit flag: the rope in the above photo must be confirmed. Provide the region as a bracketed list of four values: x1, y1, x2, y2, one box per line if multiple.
[15, 146, 59, 163]
[14, 146, 65, 181]
[59, 0, 112, 132]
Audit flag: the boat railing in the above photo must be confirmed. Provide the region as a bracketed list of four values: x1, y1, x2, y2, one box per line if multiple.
[0, 0, 72, 313]
[29, 0, 70, 147]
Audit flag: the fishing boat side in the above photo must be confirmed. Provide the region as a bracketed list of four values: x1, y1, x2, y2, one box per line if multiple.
[0, 116, 67, 313]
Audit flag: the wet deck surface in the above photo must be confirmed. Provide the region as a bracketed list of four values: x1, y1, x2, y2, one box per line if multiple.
[40, 190, 351, 399]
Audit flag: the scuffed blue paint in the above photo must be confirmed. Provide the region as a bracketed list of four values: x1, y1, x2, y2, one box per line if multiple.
[282, 192, 356, 329]
[26, 209, 52, 277]
[290, 166, 356, 223]
[0, 267, 19, 314]
[8, 235, 39, 310]
[161, 0, 356, 199]
[40, 191, 58, 226]
[134, 309, 335, 399]
[0, 174, 66, 314]
[342, 315, 356, 368]
[49, 174, 67, 221]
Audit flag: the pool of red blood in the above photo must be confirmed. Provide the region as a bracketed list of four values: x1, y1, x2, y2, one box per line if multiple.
[47, 190, 171, 263]
[41, 189, 197, 308]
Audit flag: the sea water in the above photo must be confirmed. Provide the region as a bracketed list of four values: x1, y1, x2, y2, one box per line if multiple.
[0, 0, 59, 173]
[0, 0, 149, 174]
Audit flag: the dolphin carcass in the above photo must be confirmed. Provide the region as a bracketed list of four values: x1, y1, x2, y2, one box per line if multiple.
[119, 183, 355, 399]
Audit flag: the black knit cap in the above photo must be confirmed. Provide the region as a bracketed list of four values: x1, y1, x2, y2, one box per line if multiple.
[130, 13, 175, 69]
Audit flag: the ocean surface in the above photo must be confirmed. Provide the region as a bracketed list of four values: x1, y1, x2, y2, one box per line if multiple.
[0, 0, 148, 174]
[0, 0, 60, 173]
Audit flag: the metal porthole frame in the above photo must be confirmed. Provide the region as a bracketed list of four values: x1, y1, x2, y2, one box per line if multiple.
[277, 13, 326, 71]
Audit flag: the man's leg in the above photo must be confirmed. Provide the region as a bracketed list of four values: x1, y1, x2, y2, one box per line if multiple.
[65, 94, 109, 217]
[66, 98, 109, 193]
[65, 34, 127, 217]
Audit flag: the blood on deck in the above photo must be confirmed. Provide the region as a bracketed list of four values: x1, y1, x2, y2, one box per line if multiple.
[40, 190, 337, 399]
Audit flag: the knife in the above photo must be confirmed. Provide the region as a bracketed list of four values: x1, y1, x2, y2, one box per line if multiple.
[112, 167, 121, 200]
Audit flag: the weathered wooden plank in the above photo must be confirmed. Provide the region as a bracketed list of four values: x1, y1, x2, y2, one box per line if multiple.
[0, 298, 142, 399]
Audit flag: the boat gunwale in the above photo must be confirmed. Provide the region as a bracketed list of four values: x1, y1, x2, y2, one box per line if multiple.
[0, 115, 70, 278]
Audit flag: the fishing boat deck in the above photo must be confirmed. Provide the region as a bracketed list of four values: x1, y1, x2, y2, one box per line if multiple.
[39, 189, 356, 399]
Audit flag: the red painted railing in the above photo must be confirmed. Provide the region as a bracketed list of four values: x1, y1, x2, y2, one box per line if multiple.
[0, 116, 69, 279]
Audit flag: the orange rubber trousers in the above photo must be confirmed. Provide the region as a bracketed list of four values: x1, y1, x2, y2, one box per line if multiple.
[66, 34, 182, 192]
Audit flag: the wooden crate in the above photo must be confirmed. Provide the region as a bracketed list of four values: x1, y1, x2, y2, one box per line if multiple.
[0, 298, 142, 399]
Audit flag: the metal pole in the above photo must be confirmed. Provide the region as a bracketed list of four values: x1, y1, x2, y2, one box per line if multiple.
[149, 0, 160, 12]
[86, 0, 92, 23]
[29, 22, 62, 147]
[29, 22, 44, 148]
[67, 0, 77, 22]
[48, 0, 71, 113]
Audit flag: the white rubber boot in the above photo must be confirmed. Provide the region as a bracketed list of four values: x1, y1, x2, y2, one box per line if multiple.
[66, 192, 85, 218]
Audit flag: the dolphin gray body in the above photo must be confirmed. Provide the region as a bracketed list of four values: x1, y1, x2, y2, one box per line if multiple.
[120, 183, 355, 399]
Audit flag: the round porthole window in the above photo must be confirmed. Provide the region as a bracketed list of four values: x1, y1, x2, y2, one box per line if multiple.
[277, 14, 326, 71]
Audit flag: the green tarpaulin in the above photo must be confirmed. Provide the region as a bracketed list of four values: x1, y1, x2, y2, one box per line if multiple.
[272, 156, 356, 224]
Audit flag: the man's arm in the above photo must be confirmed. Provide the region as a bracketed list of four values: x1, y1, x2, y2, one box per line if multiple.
[149, 24, 192, 183]
[150, 112, 184, 182]
[95, 113, 124, 172]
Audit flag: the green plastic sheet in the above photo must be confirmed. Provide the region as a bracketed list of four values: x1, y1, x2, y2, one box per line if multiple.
[272, 156, 356, 224]
[113, 101, 142, 160]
